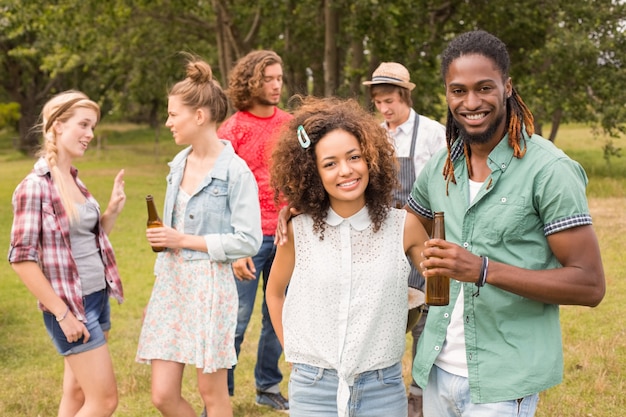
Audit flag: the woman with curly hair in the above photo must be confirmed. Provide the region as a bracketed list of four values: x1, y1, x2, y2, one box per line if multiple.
[266, 96, 430, 417]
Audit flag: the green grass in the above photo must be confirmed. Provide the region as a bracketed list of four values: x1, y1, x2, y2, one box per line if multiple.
[0, 124, 625, 416]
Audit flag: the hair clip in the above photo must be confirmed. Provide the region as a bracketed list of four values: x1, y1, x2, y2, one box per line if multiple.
[297, 125, 311, 149]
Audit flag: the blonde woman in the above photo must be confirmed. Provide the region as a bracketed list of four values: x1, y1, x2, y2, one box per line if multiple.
[9, 90, 126, 417]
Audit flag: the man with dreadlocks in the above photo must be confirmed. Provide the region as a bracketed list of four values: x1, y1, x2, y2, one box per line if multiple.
[407, 30, 605, 416]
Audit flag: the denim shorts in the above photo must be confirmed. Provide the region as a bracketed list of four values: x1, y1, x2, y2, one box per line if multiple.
[43, 289, 111, 356]
[289, 362, 407, 417]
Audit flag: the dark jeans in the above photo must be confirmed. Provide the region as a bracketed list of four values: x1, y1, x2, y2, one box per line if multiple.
[228, 235, 283, 395]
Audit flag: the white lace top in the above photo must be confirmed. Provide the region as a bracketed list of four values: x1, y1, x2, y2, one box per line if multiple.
[283, 206, 411, 417]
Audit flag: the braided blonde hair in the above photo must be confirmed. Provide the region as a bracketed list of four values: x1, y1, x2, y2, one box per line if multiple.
[37, 90, 100, 222]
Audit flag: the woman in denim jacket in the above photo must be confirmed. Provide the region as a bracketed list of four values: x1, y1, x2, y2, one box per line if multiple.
[136, 55, 262, 417]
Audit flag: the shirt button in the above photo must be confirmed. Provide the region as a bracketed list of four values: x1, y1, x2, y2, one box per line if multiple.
[463, 242, 469, 248]
[501, 197, 507, 203]
[434, 346, 440, 351]
[213, 188, 219, 194]
[189, 214, 195, 219]
[501, 163, 506, 169]
[444, 313, 450, 318]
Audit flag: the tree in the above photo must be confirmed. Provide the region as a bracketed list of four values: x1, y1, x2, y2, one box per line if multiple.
[0, 0, 220, 153]
[2, 0, 626, 153]
[453, 0, 626, 142]
[1, 1, 66, 153]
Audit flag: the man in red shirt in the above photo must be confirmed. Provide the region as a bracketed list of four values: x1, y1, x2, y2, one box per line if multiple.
[217, 50, 292, 412]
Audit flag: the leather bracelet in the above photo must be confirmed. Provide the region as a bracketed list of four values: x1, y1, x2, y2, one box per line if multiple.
[477, 256, 489, 287]
[473, 256, 489, 297]
[56, 306, 69, 322]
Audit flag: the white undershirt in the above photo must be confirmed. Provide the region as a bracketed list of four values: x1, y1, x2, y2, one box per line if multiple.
[434, 179, 484, 377]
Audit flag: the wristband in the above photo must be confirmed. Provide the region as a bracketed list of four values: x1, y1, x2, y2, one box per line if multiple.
[56, 306, 69, 322]
[473, 256, 489, 297]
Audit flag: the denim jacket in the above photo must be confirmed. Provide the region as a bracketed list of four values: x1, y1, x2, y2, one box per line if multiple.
[161, 141, 262, 262]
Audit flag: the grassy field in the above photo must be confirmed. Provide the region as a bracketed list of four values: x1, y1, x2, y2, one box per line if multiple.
[0, 124, 624, 416]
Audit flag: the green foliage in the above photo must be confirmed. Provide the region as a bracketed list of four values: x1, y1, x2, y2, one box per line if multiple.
[2, 0, 626, 155]
[0, 102, 20, 129]
[602, 139, 622, 166]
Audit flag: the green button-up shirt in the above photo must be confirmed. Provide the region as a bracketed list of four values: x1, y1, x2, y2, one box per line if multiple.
[409, 132, 592, 403]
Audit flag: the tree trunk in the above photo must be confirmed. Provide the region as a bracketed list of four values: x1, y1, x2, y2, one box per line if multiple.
[17, 108, 40, 155]
[213, 0, 230, 86]
[283, 0, 307, 97]
[349, 37, 365, 102]
[548, 108, 562, 143]
[323, 0, 339, 97]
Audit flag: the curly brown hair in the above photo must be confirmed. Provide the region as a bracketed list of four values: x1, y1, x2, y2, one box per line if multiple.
[226, 50, 283, 111]
[270, 96, 399, 238]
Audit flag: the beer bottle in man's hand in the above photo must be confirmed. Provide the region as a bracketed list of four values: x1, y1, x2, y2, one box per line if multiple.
[425, 211, 450, 306]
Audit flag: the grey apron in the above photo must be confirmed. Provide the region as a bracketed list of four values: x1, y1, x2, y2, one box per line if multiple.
[393, 115, 425, 290]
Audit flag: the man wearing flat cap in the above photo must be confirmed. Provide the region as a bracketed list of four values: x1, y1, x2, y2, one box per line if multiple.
[364, 62, 445, 417]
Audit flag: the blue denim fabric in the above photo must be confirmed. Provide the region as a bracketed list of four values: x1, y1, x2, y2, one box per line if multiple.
[288, 362, 406, 417]
[161, 142, 262, 263]
[423, 365, 539, 417]
[43, 289, 110, 356]
[227, 235, 283, 394]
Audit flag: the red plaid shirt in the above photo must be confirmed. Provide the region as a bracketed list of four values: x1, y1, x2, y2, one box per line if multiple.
[8, 158, 124, 321]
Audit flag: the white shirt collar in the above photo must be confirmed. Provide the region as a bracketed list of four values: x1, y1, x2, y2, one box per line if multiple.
[325, 206, 371, 231]
[383, 108, 416, 135]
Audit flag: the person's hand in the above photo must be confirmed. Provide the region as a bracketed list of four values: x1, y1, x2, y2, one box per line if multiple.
[145, 224, 181, 250]
[420, 238, 482, 284]
[59, 311, 91, 343]
[274, 205, 301, 246]
[232, 257, 256, 280]
[106, 169, 126, 216]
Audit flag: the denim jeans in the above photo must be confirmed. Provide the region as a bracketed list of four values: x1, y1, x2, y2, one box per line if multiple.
[227, 235, 283, 394]
[289, 362, 406, 417]
[423, 365, 539, 417]
[43, 289, 110, 355]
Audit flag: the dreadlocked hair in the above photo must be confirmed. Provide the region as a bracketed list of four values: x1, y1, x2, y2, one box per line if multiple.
[440, 30, 535, 194]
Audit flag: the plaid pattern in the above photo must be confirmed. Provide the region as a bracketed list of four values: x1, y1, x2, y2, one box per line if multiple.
[544, 214, 592, 235]
[8, 158, 124, 321]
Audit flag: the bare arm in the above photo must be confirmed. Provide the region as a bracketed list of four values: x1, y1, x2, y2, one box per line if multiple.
[403, 210, 429, 274]
[420, 225, 605, 306]
[100, 169, 126, 235]
[145, 225, 209, 252]
[266, 222, 296, 347]
[11, 261, 89, 342]
[404, 204, 433, 237]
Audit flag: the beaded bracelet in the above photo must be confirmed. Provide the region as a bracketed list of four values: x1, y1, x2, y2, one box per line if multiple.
[56, 306, 69, 322]
[473, 256, 489, 297]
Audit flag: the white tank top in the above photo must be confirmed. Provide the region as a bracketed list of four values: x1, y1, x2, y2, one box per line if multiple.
[283, 206, 411, 416]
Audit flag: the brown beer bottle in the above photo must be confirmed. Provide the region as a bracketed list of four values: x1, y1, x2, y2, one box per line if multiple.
[425, 211, 450, 306]
[146, 195, 165, 252]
